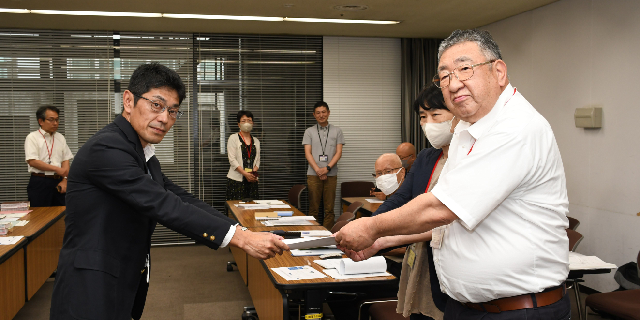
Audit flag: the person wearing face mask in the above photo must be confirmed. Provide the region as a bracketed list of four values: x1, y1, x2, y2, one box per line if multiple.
[371, 153, 406, 200]
[344, 85, 456, 320]
[226, 110, 261, 200]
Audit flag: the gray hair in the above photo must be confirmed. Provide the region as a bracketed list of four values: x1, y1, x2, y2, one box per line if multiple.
[438, 29, 503, 62]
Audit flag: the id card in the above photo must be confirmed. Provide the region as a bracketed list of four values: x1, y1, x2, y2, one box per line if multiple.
[407, 244, 417, 269]
[319, 154, 328, 162]
[244, 168, 253, 173]
[430, 225, 446, 249]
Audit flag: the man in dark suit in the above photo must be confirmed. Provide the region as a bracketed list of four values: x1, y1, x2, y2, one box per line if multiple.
[50, 63, 289, 320]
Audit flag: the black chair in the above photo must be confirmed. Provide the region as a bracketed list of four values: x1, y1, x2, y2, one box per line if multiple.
[341, 181, 375, 198]
[568, 216, 580, 230]
[287, 184, 306, 212]
[584, 250, 640, 320]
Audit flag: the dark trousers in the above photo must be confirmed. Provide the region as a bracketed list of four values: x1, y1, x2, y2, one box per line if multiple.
[443, 293, 571, 320]
[27, 175, 65, 207]
[411, 313, 436, 320]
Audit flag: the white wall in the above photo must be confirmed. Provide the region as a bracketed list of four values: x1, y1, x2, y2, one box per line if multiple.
[483, 0, 640, 292]
[323, 36, 402, 216]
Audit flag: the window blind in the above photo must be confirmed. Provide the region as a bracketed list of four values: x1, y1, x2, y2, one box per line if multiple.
[322, 36, 402, 217]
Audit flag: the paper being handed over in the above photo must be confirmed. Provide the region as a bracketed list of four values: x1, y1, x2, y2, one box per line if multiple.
[283, 236, 337, 250]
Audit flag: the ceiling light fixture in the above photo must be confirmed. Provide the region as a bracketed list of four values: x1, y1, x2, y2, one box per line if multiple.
[0, 8, 400, 25]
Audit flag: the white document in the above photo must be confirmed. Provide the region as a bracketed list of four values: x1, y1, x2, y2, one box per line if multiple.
[569, 252, 617, 270]
[365, 198, 384, 203]
[0, 236, 24, 245]
[300, 230, 333, 237]
[291, 248, 343, 256]
[323, 268, 391, 279]
[283, 236, 337, 250]
[261, 216, 316, 226]
[314, 259, 342, 269]
[339, 256, 388, 275]
[268, 204, 291, 209]
[254, 200, 285, 205]
[12, 221, 29, 227]
[235, 204, 271, 210]
[0, 213, 28, 219]
[271, 265, 327, 281]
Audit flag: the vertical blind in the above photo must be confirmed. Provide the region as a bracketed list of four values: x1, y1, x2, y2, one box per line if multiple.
[0, 29, 322, 245]
[323, 37, 402, 216]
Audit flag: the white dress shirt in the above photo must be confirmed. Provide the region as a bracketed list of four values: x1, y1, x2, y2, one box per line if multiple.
[431, 84, 569, 303]
[25, 129, 73, 174]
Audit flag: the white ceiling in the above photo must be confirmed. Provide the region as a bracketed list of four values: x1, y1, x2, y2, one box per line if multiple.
[0, 0, 559, 38]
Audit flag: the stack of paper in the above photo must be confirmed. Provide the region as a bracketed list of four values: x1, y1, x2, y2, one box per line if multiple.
[0, 211, 30, 218]
[283, 236, 336, 249]
[569, 252, 617, 270]
[316, 256, 391, 279]
[300, 230, 333, 237]
[235, 203, 271, 210]
[254, 200, 285, 205]
[365, 198, 384, 204]
[290, 248, 343, 256]
[261, 216, 316, 226]
[271, 265, 327, 281]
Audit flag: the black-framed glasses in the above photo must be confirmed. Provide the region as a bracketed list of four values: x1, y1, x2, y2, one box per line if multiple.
[134, 94, 184, 119]
[45, 118, 60, 123]
[372, 167, 403, 178]
[433, 60, 496, 88]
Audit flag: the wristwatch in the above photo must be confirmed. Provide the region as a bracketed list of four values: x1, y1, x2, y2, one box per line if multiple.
[326, 165, 332, 171]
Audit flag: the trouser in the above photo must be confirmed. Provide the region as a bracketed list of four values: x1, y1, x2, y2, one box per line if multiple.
[443, 293, 571, 320]
[307, 175, 337, 230]
[27, 175, 65, 207]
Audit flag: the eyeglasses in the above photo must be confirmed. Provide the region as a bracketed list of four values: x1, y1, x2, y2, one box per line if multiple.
[433, 60, 495, 88]
[134, 94, 184, 119]
[372, 167, 402, 178]
[45, 118, 59, 123]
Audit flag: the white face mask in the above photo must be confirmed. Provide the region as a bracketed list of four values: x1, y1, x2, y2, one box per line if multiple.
[422, 119, 453, 149]
[239, 123, 253, 132]
[375, 168, 403, 195]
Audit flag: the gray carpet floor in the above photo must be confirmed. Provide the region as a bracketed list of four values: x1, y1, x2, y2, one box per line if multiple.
[13, 244, 611, 320]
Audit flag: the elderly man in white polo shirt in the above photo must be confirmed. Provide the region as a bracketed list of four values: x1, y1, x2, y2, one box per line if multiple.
[336, 29, 570, 320]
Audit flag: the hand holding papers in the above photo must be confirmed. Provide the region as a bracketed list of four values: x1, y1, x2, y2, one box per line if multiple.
[334, 217, 377, 252]
[283, 236, 337, 250]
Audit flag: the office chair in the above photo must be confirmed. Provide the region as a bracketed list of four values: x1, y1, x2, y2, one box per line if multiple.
[584, 250, 640, 320]
[341, 181, 375, 198]
[287, 184, 306, 212]
[568, 216, 581, 230]
[358, 300, 407, 320]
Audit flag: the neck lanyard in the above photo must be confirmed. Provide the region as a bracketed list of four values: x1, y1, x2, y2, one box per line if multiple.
[425, 152, 443, 193]
[38, 129, 54, 164]
[316, 124, 330, 155]
[467, 87, 517, 156]
[239, 133, 252, 166]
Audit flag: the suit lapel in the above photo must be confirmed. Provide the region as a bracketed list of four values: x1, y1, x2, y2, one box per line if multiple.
[113, 115, 147, 171]
[146, 156, 164, 185]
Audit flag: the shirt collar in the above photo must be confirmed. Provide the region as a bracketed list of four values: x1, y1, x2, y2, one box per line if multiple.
[143, 144, 156, 162]
[39, 129, 54, 137]
[466, 83, 515, 140]
[318, 124, 329, 131]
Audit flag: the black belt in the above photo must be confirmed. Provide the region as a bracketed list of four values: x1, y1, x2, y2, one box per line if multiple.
[464, 284, 566, 313]
[31, 172, 62, 179]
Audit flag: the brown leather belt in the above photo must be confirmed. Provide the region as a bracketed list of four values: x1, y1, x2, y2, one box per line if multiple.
[464, 284, 566, 313]
[31, 172, 62, 179]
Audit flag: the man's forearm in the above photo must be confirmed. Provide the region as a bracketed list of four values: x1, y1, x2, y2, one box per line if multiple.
[377, 231, 433, 250]
[371, 192, 457, 238]
[27, 159, 62, 173]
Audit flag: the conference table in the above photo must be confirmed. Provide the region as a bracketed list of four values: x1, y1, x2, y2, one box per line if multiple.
[225, 200, 397, 320]
[341, 197, 383, 217]
[0, 206, 65, 320]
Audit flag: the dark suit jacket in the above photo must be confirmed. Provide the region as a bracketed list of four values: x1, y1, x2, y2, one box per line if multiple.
[50, 115, 237, 320]
[372, 147, 449, 312]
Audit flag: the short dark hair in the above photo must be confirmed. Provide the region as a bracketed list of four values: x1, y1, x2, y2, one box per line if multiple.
[36, 105, 60, 122]
[313, 101, 329, 112]
[127, 62, 186, 105]
[413, 84, 448, 115]
[237, 110, 254, 123]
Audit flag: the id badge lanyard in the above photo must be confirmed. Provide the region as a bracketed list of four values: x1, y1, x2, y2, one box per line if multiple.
[239, 133, 253, 170]
[316, 124, 330, 162]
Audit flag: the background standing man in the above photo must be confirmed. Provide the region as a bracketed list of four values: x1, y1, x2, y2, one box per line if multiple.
[336, 29, 570, 320]
[396, 142, 416, 171]
[303, 101, 344, 229]
[25, 105, 73, 207]
[50, 63, 288, 320]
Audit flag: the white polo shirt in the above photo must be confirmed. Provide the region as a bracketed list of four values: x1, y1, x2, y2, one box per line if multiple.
[431, 84, 569, 303]
[25, 129, 73, 174]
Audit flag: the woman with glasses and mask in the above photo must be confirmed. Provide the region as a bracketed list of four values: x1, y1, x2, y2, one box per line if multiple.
[344, 85, 458, 320]
[226, 110, 260, 201]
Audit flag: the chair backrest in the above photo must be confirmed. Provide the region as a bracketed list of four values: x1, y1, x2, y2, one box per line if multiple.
[330, 220, 349, 234]
[344, 201, 363, 219]
[341, 181, 375, 198]
[336, 210, 355, 224]
[566, 228, 584, 252]
[567, 216, 580, 230]
[287, 184, 306, 210]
